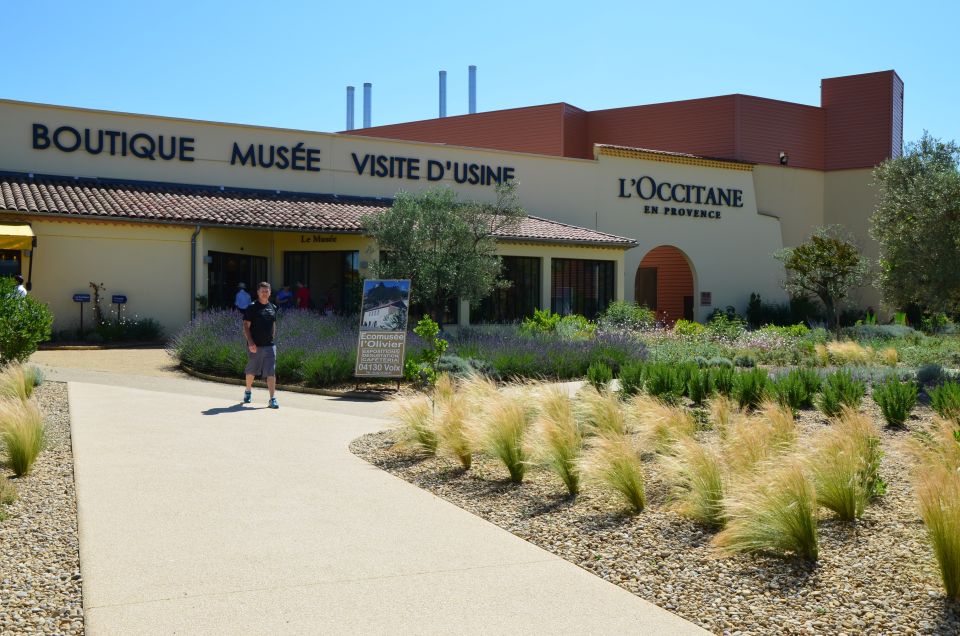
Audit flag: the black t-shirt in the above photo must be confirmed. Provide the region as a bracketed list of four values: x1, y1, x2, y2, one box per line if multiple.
[243, 301, 277, 346]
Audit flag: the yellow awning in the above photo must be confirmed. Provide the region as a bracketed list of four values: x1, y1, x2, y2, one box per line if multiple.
[0, 223, 34, 250]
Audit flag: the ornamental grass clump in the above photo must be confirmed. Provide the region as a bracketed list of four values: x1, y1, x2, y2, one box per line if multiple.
[533, 386, 583, 496]
[666, 436, 726, 527]
[872, 376, 918, 427]
[827, 341, 873, 366]
[731, 368, 771, 410]
[392, 396, 437, 455]
[929, 381, 960, 422]
[880, 347, 899, 367]
[724, 402, 796, 475]
[808, 409, 884, 520]
[433, 375, 472, 470]
[817, 369, 866, 417]
[578, 387, 628, 437]
[708, 394, 742, 439]
[581, 433, 646, 513]
[713, 460, 819, 561]
[0, 475, 16, 522]
[911, 418, 960, 600]
[0, 398, 45, 477]
[0, 363, 35, 401]
[476, 392, 532, 483]
[629, 394, 696, 454]
[686, 367, 716, 406]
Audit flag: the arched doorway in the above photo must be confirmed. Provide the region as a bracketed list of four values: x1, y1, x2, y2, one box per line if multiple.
[635, 246, 694, 325]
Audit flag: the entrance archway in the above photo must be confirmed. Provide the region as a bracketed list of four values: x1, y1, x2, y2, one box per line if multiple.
[635, 246, 694, 325]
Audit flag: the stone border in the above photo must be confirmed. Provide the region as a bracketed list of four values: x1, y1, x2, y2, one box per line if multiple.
[178, 363, 392, 401]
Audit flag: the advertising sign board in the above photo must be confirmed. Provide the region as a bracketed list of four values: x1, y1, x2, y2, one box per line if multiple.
[355, 279, 411, 378]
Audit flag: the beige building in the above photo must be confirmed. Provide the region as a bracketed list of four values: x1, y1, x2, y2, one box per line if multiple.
[0, 73, 899, 335]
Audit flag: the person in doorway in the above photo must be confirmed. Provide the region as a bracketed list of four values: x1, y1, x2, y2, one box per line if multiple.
[13, 275, 27, 298]
[242, 282, 279, 409]
[276, 283, 294, 310]
[234, 282, 252, 312]
[294, 281, 311, 310]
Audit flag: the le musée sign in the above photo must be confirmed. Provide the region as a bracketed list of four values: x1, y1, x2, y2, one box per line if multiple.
[29, 123, 515, 186]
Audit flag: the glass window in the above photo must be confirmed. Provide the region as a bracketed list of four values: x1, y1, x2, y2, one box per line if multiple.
[282, 251, 361, 315]
[0, 250, 21, 278]
[551, 258, 615, 319]
[207, 251, 268, 309]
[472, 256, 541, 323]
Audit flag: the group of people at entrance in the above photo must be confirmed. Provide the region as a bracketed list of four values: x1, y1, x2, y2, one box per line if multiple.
[234, 281, 334, 313]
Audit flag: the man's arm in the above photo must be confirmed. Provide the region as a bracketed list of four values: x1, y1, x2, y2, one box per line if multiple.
[243, 319, 256, 353]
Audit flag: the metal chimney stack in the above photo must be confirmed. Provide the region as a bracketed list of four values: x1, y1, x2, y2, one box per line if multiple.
[363, 82, 372, 128]
[468, 65, 477, 114]
[439, 70, 447, 118]
[346, 86, 355, 131]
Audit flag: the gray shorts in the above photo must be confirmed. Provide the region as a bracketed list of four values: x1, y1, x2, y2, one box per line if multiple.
[245, 345, 276, 378]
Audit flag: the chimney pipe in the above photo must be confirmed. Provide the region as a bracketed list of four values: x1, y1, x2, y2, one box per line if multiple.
[468, 65, 477, 114]
[439, 70, 447, 118]
[346, 86, 355, 131]
[363, 82, 372, 128]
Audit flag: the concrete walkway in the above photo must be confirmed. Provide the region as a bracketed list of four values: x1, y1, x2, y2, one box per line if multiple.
[39, 352, 705, 635]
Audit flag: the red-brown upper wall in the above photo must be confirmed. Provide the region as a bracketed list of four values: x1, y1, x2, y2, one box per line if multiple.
[341, 71, 901, 171]
[341, 103, 569, 157]
[822, 70, 902, 170]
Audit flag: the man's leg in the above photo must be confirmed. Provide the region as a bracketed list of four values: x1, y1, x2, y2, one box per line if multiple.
[245, 374, 255, 391]
[267, 375, 276, 398]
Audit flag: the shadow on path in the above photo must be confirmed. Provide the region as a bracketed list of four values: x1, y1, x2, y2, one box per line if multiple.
[201, 403, 268, 415]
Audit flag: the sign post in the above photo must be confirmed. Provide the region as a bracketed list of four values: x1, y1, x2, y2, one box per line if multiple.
[72, 293, 91, 333]
[111, 294, 128, 323]
[355, 280, 411, 384]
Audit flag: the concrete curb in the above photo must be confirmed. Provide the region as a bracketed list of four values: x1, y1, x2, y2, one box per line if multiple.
[38, 342, 166, 351]
[178, 363, 393, 401]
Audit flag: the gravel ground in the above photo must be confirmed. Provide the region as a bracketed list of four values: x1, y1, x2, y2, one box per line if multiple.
[0, 382, 83, 635]
[351, 397, 960, 635]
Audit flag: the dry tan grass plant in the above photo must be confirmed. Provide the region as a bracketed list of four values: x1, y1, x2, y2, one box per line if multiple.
[808, 408, 883, 520]
[391, 396, 437, 455]
[880, 347, 899, 367]
[533, 385, 583, 495]
[708, 394, 743, 440]
[915, 463, 960, 600]
[713, 460, 819, 561]
[581, 433, 646, 513]
[473, 391, 533, 483]
[0, 474, 16, 522]
[434, 390, 473, 470]
[629, 394, 696, 454]
[579, 387, 628, 437]
[0, 398, 46, 477]
[826, 341, 873, 366]
[814, 343, 830, 366]
[665, 436, 726, 527]
[0, 364, 33, 402]
[724, 402, 796, 475]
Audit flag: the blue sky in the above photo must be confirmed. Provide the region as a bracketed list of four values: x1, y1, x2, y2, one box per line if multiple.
[7, 1, 957, 146]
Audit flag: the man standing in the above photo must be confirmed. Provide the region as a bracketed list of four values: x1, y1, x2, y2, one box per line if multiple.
[234, 282, 251, 312]
[242, 282, 279, 409]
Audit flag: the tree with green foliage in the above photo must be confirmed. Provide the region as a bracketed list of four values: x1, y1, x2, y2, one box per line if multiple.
[871, 133, 960, 317]
[775, 225, 868, 329]
[362, 181, 525, 323]
[0, 278, 54, 363]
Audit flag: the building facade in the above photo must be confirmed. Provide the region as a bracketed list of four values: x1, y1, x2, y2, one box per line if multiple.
[0, 70, 901, 335]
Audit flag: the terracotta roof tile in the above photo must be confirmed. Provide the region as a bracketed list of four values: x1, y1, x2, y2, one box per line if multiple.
[0, 175, 636, 247]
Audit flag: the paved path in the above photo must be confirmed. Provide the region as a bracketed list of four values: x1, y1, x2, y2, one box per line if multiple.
[37, 351, 705, 635]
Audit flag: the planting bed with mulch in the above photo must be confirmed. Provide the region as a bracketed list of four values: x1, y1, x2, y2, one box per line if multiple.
[0, 382, 83, 635]
[351, 398, 960, 635]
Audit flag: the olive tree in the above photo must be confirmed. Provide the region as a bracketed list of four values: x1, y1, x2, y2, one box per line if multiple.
[775, 225, 868, 329]
[871, 133, 960, 316]
[361, 181, 525, 323]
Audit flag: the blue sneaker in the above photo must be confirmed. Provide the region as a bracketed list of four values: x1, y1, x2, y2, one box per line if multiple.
[268, 397, 279, 409]
[243, 390, 252, 404]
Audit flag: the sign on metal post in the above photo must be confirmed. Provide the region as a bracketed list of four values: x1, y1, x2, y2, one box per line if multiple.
[355, 280, 411, 378]
[112, 294, 127, 323]
[73, 293, 90, 333]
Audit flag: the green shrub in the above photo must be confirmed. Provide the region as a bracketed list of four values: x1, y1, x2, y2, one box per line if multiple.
[0, 278, 53, 364]
[709, 357, 734, 369]
[714, 461, 818, 561]
[772, 369, 820, 411]
[673, 319, 706, 337]
[707, 312, 746, 340]
[274, 350, 306, 384]
[691, 356, 709, 368]
[617, 360, 646, 397]
[687, 367, 716, 407]
[556, 314, 595, 340]
[817, 370, 866, 417]
[713, 365, 735, 396]
[734, 354, 757, 368]
[644, 363, 685, 403]
[917, 363, 945, 385]
[520, 308, 562, 335]
[0, 398, 45, 477]
[302, 351, 354, 386]
[872, 377, 918, 427]
[759, 324, 810, 338]
[587, 361, 613, 392]
[731, 368, 771, 410]
[596, 301, 655, 331]
[930, 381, 960, 421]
